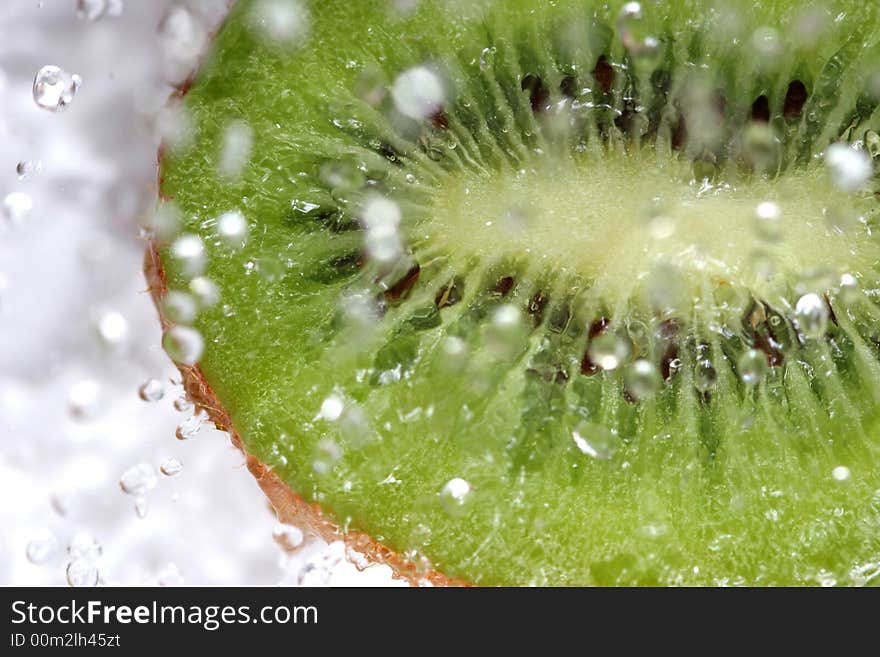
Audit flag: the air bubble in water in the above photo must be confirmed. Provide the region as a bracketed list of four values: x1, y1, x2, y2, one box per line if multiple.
[617, 2, 659, 56]
[695, 360, 717, 394]
[162, 325, 204, 366]
[624, 359, 661, 400]
[76, 0, 123, 21]
[2, 192, 33, 227]
[170, 234, 206, 278]
[189, 276, 220, 308]
[391, 66, 445, 121]
[16, 160, 41, 178]
[439, 477, 472, 517]
[176, 410, 207, 441]
[173, 395, 193, 414]
[751, 27, 781, 57]
[158, 5, 207, 84]
[794, 293, 828, 339]
[312, 439, 342, 475]
[318, 394, 344, 422]
[365, 223, 402, 265]
[439, 336, 468, 373]
[163, 291, 198, 324]
[134, 496, 149, 519]
[216, 210, 249, 249]
[160, 457, 183, 477]
[572, 421, 620, 460]
[218, 122, 253, 179]
[754, 201, 782, 242]
[485, 304, 525, 358]
[66, 559, 99, 587]
[824, 143, 873, 192]
[362, 196, 401, 229]
[119, 463, 158, 496]
[479, 46, 496, 71]
[68, 532, 102, 560]
[96, 310, 129, 349]
[33, 65, 81, 112]
[588, 333, 631, 371]
[250, 0, 311, 46]
[320, 160, 364, 193]
[837, 273, 860, 304]
[26, 529, 58, 564]
[832, 465, 851, 482]
[138, 378, 164, 402]
[738, 349, 767, 385]
[68, 379, 100, 420]
[273, 522, 305, 551]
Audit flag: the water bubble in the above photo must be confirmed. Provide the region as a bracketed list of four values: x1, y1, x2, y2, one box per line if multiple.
[362, 196, 401, 229]
[68, 379, 100, 420]
[155, 100, 193, 153]
[338, 404, 371, 448]
[218, 121, 253, 179]
[146, 201, 182, 242]
[318, 394, 344, 422]
[76, 0, 123, 21]
[439, 336, 469, 373]
[66, 559, 99, 587]
[479, 46, 496, 71]
[588, 333, 631, 371]
[68, 532, 102, 560]
[96, 310, 129, 349]
[319, 160, 364, 193]
[624, 359, 661, 400]
[173, 395, 193, 413]
[170, 234, 206, 278]
[742, 122, 780, 171]
[134, 496, 149, 519]
[392, 66, 445, 121]
[365, 223, 402, 265]
[754, 201, 782, 242]
[250, 0, 311, 46]
[738, 349, 768, 385]
[751, 26, 782, 57]
[16, 160, 41, 178]
[138, 378, 164, 402]
[439, 477, 472, 517]
[837, 273, 860, 304]
[158, 5, 208, 84]
[119, 463, 158, 496]
[793, 293, 829, 339]
[272, 522, 305, 551]
[26, 529, 58, 564]
[312, 439, 342, 475]
[832, 465, 851, 482]
[189, 276, 220, 308]
[2, 192, 33, 227]
[824, 143, 873, 192]
[647, 214, 675, 240]
[163, 291, 198, 324]
[33, 65, 81, 112]
[162, 326, 204, 365]
[216, 210, 249, 249]
[571, 421, 620, 460]
[485, 304, 525, 358]
[160, 457, 183, 477]
[695, 359, 717, 394]
[175, 410, 207, 441]
[618, 2, 659, 56]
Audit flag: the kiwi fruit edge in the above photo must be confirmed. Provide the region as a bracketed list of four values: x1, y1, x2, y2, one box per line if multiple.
[151, 0, 880, 586]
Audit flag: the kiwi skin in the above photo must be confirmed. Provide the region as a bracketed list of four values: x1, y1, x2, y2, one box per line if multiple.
[145, 243, 467, 586]
[155, 0, 880, 584]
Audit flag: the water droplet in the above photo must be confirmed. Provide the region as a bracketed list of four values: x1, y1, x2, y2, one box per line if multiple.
[751, 26, 781, 57]
[2, 192, 33, 227]
[319, 160, 364, 193]
[318, 394, 344, 421]
[158, 5, 208, 84]
[189, 276, 220, 307]
[67, 532, 102, 560]
[273, 522, 305, 551]
[33, 65, 81, 112]
[250, 0, 311, 45]
[119, 462, 158, 496]
[439, 477, 472, 517]
[439, 336, 469, 373]
[793, 293, 829, 339]
[312, 439, 341, 475]
[365, 223, 402, 265]
[162, 291, 198, 324]
[134, 496, 149, 519]
[68, 379, 100, 420]
[16, 160, 41, 178]
[754, 201, 782, 242]
[66, 559, 99, 587]
[571, 421, 620, 460]
[217, 121, 253, 179]
[624, 359, 661, 400]
[479, 46, 496, 71]
[588, 333, 631, 371]
[76, 0, 123, 21]
[160, 457, 182, 477]
[832, 465, 851, 482]
[738, 349, 768, 385]
[170, 234, 206, 278]
[392, 66, 445, 121]
[695, 359, 717, 394]
[95, 310, 129, 349]
[138, 378, 164, 402]
[362, 196, 401, 229]
[175, 410, 207, 441]
[162, 326, 204, 365]
[824, 143, 873, 192]
[216, 210, 249, 249]
[618, 2, 659, 56]
[173, 395, 193, 413]
[26, 529, 58, 564]
[837, 273, 860, 304]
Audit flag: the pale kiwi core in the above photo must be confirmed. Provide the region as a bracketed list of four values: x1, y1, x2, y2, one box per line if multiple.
[428, 149, 871, 301]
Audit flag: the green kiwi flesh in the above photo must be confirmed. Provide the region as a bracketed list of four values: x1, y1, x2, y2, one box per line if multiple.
[157, 0, 880, 585]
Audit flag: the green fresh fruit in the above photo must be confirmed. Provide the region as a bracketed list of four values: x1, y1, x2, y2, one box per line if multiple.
[155, 0, 880, 585]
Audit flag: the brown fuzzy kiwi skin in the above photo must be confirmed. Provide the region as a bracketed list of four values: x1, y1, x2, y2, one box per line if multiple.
[145, 236, 467, 588]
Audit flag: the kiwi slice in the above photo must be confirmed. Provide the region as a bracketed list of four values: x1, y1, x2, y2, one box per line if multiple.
[153, 0, 880, 585]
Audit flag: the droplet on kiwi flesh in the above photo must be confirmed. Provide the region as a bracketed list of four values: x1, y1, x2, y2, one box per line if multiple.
[157, 0, 880, 585]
